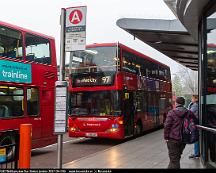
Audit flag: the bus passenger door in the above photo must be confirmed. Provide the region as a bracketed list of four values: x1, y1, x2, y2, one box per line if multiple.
[123, 91, 134, 137]
[27, 88, 42, 140]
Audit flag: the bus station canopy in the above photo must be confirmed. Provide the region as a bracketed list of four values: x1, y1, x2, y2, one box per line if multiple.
[116, 18, 198, 71]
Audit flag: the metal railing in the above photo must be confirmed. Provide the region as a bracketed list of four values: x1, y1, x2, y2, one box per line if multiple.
[196, 125, 216, 134]
[0, 130, 19, 169]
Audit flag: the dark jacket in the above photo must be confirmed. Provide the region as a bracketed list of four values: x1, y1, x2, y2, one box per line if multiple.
[164, 104, 188, 141]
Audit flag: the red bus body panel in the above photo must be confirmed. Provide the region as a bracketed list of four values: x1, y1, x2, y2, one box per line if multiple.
[0, 21, 57, 148]
[68, 116, 124, 139]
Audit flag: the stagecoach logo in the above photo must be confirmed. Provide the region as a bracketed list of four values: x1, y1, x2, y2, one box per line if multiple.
[78, 117, 108, 121]
[83, 123, 101, 127]
[0, 60, 32, 83]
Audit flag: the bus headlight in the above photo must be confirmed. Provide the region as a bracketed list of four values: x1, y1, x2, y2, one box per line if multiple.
[110, 128, 118, 132]
[69, 127, 79, 132]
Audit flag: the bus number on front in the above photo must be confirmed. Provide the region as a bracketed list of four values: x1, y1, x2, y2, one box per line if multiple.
[102, 76, 111, 84]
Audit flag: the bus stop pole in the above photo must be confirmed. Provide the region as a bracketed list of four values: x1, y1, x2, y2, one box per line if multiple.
[57, 8, 66, 169]
[57, 134, 63, 168]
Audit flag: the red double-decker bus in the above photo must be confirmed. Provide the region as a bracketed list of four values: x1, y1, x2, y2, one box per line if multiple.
[68, 43, 172, 139]
[0, 21, 57, 157]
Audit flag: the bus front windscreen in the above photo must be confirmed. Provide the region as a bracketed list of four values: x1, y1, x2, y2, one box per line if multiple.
[69, 90, 121, 116]
[70, 46, 119, 73]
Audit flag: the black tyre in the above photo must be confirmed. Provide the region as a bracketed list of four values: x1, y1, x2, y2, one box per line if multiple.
[0, 133, 16, 161]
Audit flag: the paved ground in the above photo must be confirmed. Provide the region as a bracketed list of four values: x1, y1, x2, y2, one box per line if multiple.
[63, 129, 204, 169]
[31, 135, 121, 168]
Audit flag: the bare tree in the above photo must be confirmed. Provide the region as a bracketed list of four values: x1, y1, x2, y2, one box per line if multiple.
[179, 67, 198, 94]
[172, 74, 183, 97]
[172, 65, 198, 95]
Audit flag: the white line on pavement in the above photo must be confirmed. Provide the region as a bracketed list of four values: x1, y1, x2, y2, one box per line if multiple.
[32, 137, 86, 151]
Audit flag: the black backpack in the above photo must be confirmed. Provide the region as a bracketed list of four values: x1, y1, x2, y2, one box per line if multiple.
[181, 110, 199, 144]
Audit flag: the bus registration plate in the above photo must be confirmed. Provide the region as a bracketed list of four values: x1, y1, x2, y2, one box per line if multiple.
[86, 133, 97, 137]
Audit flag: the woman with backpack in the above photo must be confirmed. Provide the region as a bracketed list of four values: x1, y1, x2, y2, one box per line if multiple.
[164, 96, 188, 169]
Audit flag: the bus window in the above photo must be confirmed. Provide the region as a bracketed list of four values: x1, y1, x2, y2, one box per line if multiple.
[71, 46, 118, 73]
[12, 87, 24, 117]
[151, 64, 158, 79]
[159, 66, 166, 81]
[0, 25, 23, 59]
[0, 86, 24, 118]
[25, 33, 51, 64]
[139, 92, 147, 113]
[122, 51, 139, 74]
[27, 88, 39, 116]
[70, 91, 121, 116]
[144, 60, 152, 78]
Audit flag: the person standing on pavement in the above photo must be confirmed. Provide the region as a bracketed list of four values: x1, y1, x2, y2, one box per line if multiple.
[188, 95, 200, 159]
[164, 96, 187, 169]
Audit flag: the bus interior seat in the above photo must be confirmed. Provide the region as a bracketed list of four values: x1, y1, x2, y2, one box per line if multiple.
[5, 51, 16, 58]
[34, 57, 51, 64]
[26, 54, 35, 61]
[27, 101, 38, 115]
[0, 105, 10, 118]
[0, 106, 5, 117]
[12, 102, 23, 116]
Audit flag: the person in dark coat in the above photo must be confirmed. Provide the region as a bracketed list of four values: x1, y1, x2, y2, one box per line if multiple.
[164, 96, 187, 169]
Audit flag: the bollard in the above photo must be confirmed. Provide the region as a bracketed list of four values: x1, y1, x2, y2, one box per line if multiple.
[19, 124, 32, 169]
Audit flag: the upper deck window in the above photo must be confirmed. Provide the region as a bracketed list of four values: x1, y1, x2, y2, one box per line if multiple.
[25, 33, 51, 65]
[70, 46, 119, 73]
[122, 51, 140, 74]
[0, 26, 23, 59]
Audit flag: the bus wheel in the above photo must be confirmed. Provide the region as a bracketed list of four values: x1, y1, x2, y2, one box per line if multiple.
[0, 133, 16, 161]
[134, 122, 142, 136]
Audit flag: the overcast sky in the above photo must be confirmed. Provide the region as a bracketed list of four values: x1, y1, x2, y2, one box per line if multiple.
[0, 0, 187, 75]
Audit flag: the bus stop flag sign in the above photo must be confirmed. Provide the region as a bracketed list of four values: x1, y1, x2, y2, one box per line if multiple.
[65, 6, 87, 52]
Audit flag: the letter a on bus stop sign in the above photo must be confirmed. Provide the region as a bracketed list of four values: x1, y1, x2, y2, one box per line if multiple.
[65, 6, 87, 52]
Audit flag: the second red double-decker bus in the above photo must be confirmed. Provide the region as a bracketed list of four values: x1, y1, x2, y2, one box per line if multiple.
[0, 21, 58, 159]
[68, 43, 172, 139]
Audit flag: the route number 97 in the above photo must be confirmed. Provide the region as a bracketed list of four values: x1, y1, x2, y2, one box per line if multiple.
[102, 76, 111, 84]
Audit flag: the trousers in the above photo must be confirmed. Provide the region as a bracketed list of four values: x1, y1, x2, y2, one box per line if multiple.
[167, 139, 186, 169]
[194, 141, 200, 156]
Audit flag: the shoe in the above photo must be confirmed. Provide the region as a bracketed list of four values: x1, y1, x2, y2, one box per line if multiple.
[189, 154, 200, 159]
[195, 155, 200, 159]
